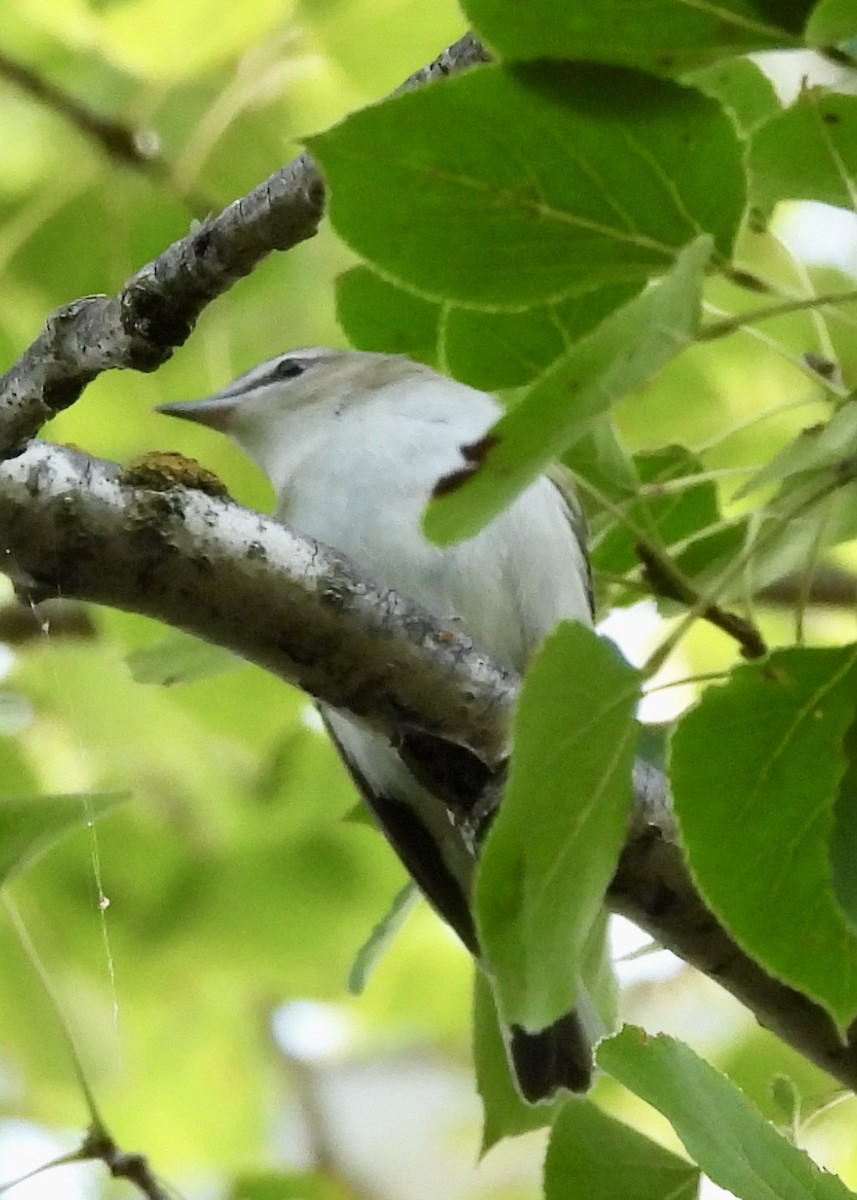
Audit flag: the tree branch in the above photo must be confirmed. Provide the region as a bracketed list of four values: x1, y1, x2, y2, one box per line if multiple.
[0, 441, 513, 767]
[2, 441, 856, 1093]
[0, 31, 489, 454]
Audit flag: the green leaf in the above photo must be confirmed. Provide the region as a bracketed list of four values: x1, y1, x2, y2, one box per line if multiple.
[424, 236, 710, 547]
[461, 0, 811, 71]
[749, 92, 857, 225]
[445, 283, 641, 390]
[336, 269, 639, 392]
[728, 477, 857, 601]
[0, 793, 125, 885]
[309, 65, 743, 307]
[229, 1171, 349, 1200]
[687, 57, 781, 138]
[475, 624, 639, 1030]
[335, 267, 440, 367]
[590, 444, 723, 580]
[736, 399, 857, 498]
[544, 1098, 700, 1200]
[806, 0, 857, 45]
[598, 1027, 857, 1200]
[347, 881, 420, 994]
[671, 645, 857, 1029]
[562, 416, 640, 507]
[472, 972, 555, 1152]
[829, 711, 857, 933]
[127, 631, 240, 685]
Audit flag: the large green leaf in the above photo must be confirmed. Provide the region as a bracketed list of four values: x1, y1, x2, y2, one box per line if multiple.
[335, 267, 440, 368]
[829, 713, 857, 933]
[475, 623, 639, 1030]
[309, 65, 743, 307]
[445, 283, 641, 391]
[599, 1027, 857, 1200]
[671, 645, 857, 1028]
[545, 1098, 699, 1200]
[0, 793, 125, 885]
[337, 265, 639, 391]
[424, 236, 710, 546]
[461, 0, 812, 70]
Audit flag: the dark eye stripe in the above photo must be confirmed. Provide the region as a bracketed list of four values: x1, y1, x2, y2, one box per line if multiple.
[220, 357, 307, 397]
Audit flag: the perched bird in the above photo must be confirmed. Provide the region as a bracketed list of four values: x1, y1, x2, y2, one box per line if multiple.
[158, 346, 598, 1102]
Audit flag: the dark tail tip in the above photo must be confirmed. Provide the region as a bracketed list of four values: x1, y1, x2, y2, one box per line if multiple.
[509, 1011, 592, 1104]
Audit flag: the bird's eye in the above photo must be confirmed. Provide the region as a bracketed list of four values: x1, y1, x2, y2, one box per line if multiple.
[274, 359, 305, 380]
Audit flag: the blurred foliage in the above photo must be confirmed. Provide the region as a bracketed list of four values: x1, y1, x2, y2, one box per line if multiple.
[2, 1, 857, 1198]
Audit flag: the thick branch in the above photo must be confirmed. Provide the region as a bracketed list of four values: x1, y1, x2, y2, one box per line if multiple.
[0, 31, 488, 453]
[0, 441, 513, 766]
[613, 763, 857, 1088]
[2, 441, 857, 1092]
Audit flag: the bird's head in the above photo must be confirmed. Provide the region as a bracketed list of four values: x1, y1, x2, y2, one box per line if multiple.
[156, 346, 437, 487]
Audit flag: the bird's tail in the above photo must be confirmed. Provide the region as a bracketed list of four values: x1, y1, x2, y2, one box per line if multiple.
[508, 1009, 593, 1103]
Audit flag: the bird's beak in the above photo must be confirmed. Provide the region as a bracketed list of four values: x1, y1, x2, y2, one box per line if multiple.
[155, 395, 240, 431]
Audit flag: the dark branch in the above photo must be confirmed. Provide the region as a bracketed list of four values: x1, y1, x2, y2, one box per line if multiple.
[613, 762, 857, 1089]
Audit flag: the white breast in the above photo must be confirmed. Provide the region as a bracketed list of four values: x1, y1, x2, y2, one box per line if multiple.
[274, 376, 591, 673]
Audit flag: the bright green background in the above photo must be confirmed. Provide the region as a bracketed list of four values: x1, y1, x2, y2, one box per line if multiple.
[3, 1, 857, 1198]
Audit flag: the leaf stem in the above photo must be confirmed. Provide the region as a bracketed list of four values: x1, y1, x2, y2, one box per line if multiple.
[700, 289, 857, 342]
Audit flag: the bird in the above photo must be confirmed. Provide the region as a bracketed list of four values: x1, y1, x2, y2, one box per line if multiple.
[157, 346, 599, 1102]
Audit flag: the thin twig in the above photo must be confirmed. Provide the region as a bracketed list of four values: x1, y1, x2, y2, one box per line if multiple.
[635, 541, 768, 660]
[700, 288, 857, 342]
[0, 51, 214, 217]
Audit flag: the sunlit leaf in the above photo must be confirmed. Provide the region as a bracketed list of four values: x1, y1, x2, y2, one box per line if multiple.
[461, 0, 811, 70]
[476, 624, 639, 1029]
[310, 66, 742, 307]
[599, 1027, 857, 1200]
[545, 1098, 699, 1200]
[671, 645, 857, 1028]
